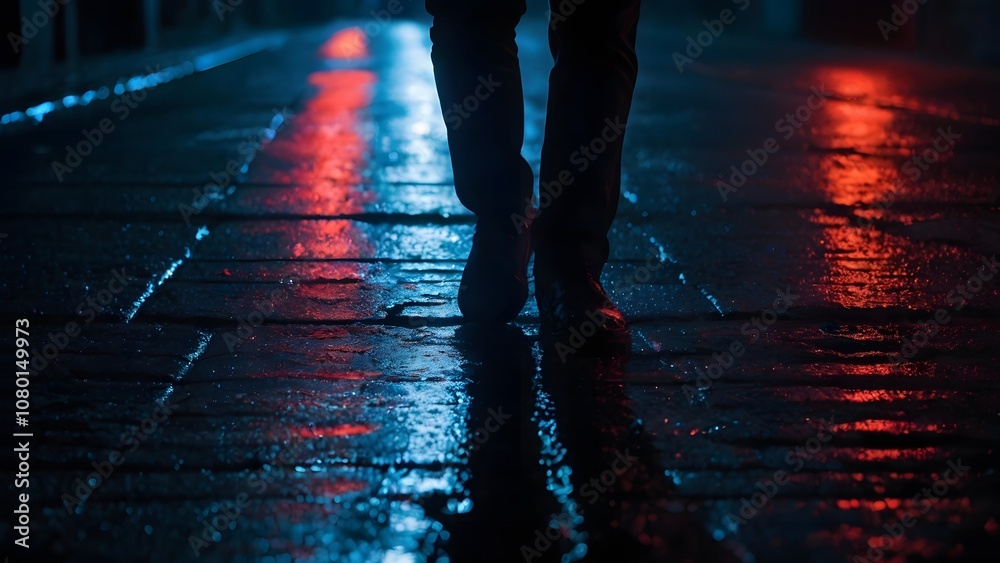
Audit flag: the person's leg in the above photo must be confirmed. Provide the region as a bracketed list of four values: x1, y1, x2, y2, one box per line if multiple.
[533, 0, 641, 347]
[426, 0, 532, 225]
[426, 0, 534, 323]
[534, 0, 641, 277]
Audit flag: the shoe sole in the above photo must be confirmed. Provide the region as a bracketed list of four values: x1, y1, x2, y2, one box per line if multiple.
[458, 281, 529, 324]
[458, 235, 532, 324]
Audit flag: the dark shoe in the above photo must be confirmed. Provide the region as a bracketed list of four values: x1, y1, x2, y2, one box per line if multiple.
[535, 262, 630, 356]
[458, 219, 531, 323]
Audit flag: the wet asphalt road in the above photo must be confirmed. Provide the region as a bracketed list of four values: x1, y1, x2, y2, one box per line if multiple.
[1, 11, 1000, 563]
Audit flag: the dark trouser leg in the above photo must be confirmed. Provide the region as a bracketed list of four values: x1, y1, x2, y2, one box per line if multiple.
[535, 0, 641, 276]
[426, 0, 532, 227]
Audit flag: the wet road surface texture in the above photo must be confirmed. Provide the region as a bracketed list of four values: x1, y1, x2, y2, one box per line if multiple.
[1, 11, 1000, 563]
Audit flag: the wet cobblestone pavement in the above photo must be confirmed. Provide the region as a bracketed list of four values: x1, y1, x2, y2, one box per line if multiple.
[2, 11, 999, 563]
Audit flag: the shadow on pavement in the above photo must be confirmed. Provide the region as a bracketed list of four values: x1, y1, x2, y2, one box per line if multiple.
[536, 348, 736, 563]
[437, 324, 736, 562]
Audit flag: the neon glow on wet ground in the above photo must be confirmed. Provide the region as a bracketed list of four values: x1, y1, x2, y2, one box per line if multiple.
[0, 12, 998, 563]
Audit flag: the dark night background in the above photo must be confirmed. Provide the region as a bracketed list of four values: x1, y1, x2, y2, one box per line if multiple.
[2, 1, 999, 562]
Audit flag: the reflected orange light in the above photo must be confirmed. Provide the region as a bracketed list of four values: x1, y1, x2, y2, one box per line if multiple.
[812, 67, 902, 205]
[245, 31, 378, 324]
[263, 69, 375, 194]
[231, 25, 466, 562]
[297, 424, 376, 438]
[819, 68, 888, 100]
[312, 370, 382, 380]
[806, 67, 914, 310]
[854, 448, 938, 462]
[254, 65, 377, 264]
[831, 420, 946, 433]
[311, 479, 368, 497]
[838, 390, 951, 402]
[321, 27, 369, 60]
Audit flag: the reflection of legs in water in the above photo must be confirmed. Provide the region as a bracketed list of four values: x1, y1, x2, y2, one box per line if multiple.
[534, 0, 642, 352]
[536, 352, 649, 561]
[425, 0, 533, 324]
[537, 352, 734, 562]
[442, 325, 538, 561]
